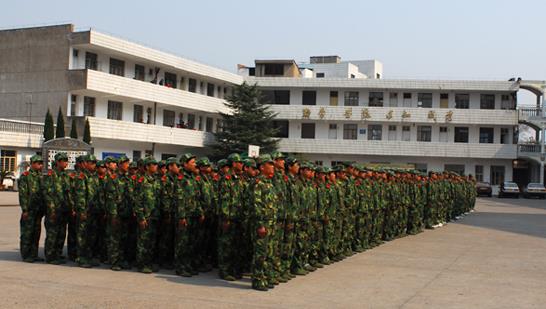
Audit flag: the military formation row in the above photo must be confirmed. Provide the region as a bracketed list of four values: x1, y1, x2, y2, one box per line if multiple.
[19, 152, 476, 291]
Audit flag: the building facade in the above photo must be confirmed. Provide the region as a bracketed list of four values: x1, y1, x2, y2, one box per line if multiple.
[1, 24, 545, 191]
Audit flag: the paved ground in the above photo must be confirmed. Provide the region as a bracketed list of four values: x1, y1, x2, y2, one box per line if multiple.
[0, 196, 545, 308]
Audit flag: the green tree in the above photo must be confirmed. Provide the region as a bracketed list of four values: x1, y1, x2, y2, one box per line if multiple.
[43, 109, 54, 142]
[212, 82, 278, 159]
[55, 107, 65, 138]
[83, 118, 91, 144]
[70, 119, 78, 139]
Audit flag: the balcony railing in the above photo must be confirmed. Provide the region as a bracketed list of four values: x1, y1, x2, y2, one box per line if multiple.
[518, 143, 542, 153]
[518, 107, 545, 119]
[0, 119, 44, 135]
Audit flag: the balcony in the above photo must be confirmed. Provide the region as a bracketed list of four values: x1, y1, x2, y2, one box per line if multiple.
[0, 119, 43, 148]
[86, 117, 213, 148]
[518, 143, 545, 162]
[278, 138, 517, 159]
[518, 106, 545, 125]
[268, 105, 518, 126]
[74, 69, 231, 114]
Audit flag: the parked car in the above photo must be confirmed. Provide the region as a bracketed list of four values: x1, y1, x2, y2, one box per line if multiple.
[498, 181, 520, 198]
[476, 182, 492, 197]
[523, 183, 546, 199]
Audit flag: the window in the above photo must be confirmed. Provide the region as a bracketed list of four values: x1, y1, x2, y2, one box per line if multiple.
[418, 93, 432, 108]
[132, 150, 142, 161]
[83, 96, 95, 117]
[217, 86, 222, 97]
[188, 78, 197, 92]
[344, 91, 359, 106]
[480, 94, 495, 109]
[501, 94, 515, 110]
[500, 128, 509, 144]
[368, 125, 382, 140]
[389, 93, 398, 107]
[490, 165, 505, 185]
[329, 91, 338, 106]
[454, 127, 469, 143]
[163, 110, 175, 127]
[272, 120, 289, 138]
[343, 124, 357, 140]
[164, 72, 177, 88]
[369, 92, 384, 107]
[328, 124, 337, 139]
[301, 123, 315, 139]
[403, 92, 412, 107]
[413, 163, 427, 173]
[263, 90, 290, 105]
[109, 58, 125, 77]
[439, 126, 448, 142]
[445, 164, 465, 176]
[475, 165, 484, 182]
[85, 52, 97, 70]
[206, 117, 213, 132]
[216, 119, 222, 132]
[388, 125, 397, 141]
[0, 150, 16, 172]
[161, 153, 177, 161]
[70, 95, 77, 116]
[133, 104, 143, 123]
[479, 127, 494, 143]
[417, 126, 432, 142]
[207, 83, 215, 97]
[200, 82, 205, 94]
[134, 64, 145, 81]
[107, 101, 123, 120]
[264, 63, 284, 75]
[302, 91, 317, 105]
[455, 94, 469, 109]
[187, 114, 195, 129]
[316, 73, 325, 78]
[440, 93, 449, 108]
[402, 126, 411, 141]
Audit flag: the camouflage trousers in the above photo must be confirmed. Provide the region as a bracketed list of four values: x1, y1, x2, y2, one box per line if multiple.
[251, 221, 274, 290]
[44, 209, 68, 262]
[291, 220, 309, 272]
[280, 219, 296, 278]
[136, 217, 158, 269]
[107, 215, 130, 267]
[174, 217, 191, 275]
[20, 210, 43, 260]
[307, 219, 321, 265]
[67, 213, 78, 260]
[156, 214, 174, 267]
[217, 218, 243, 278]
[76, 211, 100, 264]
[407, 203, 424, 235]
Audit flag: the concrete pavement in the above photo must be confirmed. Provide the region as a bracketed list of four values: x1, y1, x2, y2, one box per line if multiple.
[0, 197, 545, 308]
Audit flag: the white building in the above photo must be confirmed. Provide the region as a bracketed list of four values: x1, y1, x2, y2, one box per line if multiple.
[1, 25, 545, 191]
[0, 24, 242, 183]
[239, 56, 546, 191]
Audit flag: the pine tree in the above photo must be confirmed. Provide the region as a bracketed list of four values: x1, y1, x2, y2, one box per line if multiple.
[55, 107, 65, 138]
[70, 119, 78, 139]
[83, 118, 91, 144]
[43, 109, 54, 142]
[212, 82, 279, 159]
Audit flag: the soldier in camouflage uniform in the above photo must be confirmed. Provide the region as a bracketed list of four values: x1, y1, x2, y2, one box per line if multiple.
[156, 158, 176, 270]
[103, 156, 126, 271]
[217, 153, 245, 281]
[43, 152, 71, 264]
[282, 157, 300, 278]
[270, 151, 288, 283]
[196, 157, 215, 272]
[18, 155, 45, 263]
[250, 154, 278, 291]
[134, 157, 161, 273]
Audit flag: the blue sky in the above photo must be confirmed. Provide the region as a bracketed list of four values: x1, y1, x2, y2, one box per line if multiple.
[1, 0, 545, 103]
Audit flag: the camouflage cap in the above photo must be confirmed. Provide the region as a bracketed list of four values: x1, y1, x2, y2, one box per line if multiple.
[256, 154, 274, 165]
[196, 157, 211, 167]
[299, 161, 311, 170]
[243, 158, 257, 168]
[180, 153, 196, 164]
[158, 160, 166, 168]
[30, 154, 43, 163]
[129, 162, 138, 169]
[315, 166, 326, 173]
[117, 155, 130, 163]
[144, 157, 158, 166]
[85, 154, 97, 162]
[217, 159, 229, 168]
[271, 151, 285, 160]
[331, 165, 344, 172]
[54, 152, 68, 162]
[96, 160, 106, 168]
[75, 155, 85, 164]
[285, 156, 299, 166]
[227, 153, 243, 163]
[165, 157, 179, 166]
[104, 156, 116, 164]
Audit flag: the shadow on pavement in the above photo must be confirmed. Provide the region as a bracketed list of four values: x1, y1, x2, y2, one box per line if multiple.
[455, 211, 546, 239]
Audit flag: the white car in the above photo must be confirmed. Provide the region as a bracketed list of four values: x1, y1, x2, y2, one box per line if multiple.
[523, 183, 546, 199]
[498, 181, 520, 198]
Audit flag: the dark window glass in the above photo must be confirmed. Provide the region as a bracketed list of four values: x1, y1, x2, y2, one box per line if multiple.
[164, 72, 177, 88]
[479, 127, 494, 143]
[85, 52, 97, 70]
[301, 123, 315, 139]
[302, 91, 317, 105]
[418, 93, 432, 108]
[187, 114, 195, 129]
[273, 120, 289, 138]
[343, 124, 357, 140]
[369, 92, 383, 107]
[163, 110, 175, 127]
[345, 91, 360, 106]
[133, 104, 143, 123]
[368, 125, 382, 140]
[188, 78, 197, 92]
[134, 64, 145, 81]
[454, 127, 469, 143]
[316, 73, 325, 78]
[83, 96, 95, 117]
[455, 94, 469, 109]
[206, 117, 213, 132]
[264, 63, 284, 75]
[109, 58, 125, 77]
[417, 126, 432, 142]
[207, 83, 215, 97]
[107, 100, 123, 120]
[480, 94, 495, 109]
